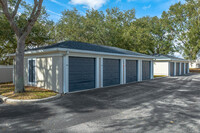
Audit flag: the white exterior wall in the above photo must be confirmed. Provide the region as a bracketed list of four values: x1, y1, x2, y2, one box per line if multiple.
[24, 55, 63, 93]
[153, 62, 169, 76]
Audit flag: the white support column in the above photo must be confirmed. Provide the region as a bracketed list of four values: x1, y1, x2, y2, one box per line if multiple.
[63, 55, 69, 93]
[120, 59, 124, 84]
[138, 60, 142, 81]
[95, 57, 100, 88]
[179, 62, 181, 75]
[124, 59, 126, 84]
[184, 63, 186, 74]
[168, 62, 170, 76]
[187, 63, 190, 73]
[100, 57, 103, 87]
[174, 62, 176, 76]
[150, 60, 154, 79]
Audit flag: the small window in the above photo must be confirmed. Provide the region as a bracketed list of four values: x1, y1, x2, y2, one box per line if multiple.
[28, 59, 36, 83]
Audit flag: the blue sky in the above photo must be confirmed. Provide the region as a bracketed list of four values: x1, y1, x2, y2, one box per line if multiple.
[27, 0, 185, 22]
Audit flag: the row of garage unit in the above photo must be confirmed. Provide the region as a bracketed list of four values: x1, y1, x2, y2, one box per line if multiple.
[65, 56, 154, 93]
[170, 62, 189, 76]
[153, 54, 189, 77]
[11, 41, 191, 94]
[15, 41, 155, 93]
[11, 41, 192, 94]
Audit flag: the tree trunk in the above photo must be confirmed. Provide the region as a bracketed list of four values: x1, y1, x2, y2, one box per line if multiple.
[15, 37, 25, 93]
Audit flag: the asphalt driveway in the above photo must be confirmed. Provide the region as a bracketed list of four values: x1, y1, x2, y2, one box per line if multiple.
[0, 73, 200, 133]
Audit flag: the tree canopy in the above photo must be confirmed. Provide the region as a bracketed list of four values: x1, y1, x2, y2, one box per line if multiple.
[162, 0, 200, 60]
[1, 0, 200, 65]
[55, 8, 175, 55]
[0, 1, 53, 64]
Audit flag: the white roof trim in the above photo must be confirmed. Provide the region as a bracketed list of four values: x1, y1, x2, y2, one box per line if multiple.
[8, 48, 155, 59]
[154, 58, 189, 62]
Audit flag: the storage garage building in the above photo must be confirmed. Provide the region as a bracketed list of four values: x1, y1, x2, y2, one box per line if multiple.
[11, 41, 154, 93]
[153, 54, 189, 77]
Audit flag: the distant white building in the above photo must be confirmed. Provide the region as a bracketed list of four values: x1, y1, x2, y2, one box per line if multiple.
[153, 54, 189, 76]
[189, 60, 200, 68]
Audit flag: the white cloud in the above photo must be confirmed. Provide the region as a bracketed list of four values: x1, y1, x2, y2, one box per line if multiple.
[49, 0, 72, 9]
[69, 0, 107, 9]
[127, 0, 136, 2]
[47, 10, 62, 16]
[50, 0, 66, 7]
[143, 4, 151, 10]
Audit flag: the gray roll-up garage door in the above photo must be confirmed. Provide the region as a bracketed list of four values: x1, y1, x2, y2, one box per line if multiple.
[176, 63, 180, 75]
[185, 63, 187, 74]
[186, 63, 189, 73]
[142, 61, 150, 80]
[126, 60, 137, 83]
[181, 63, 184, 75]
[69, 57, 95, 92]
[170, 62, 174, 76]
[103, 59, 120, 87]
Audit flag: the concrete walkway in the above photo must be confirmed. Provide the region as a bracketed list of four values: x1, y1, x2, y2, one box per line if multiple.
[0, 73, 200, 133]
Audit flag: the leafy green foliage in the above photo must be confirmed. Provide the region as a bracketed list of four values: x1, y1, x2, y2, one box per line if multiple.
[56, 8, 175, 55]
[4, 1, 198, 64]
[0, 1, 54, 65]
[162, 0, 200, 60]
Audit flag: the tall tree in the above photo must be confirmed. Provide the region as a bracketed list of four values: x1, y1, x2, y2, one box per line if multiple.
[0, 4, 54, 65]
[162, 0, 200, 59]
[0, 0, 43, 93]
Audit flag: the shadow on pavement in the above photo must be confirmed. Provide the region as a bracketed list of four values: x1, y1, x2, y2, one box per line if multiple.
[0, 73, 199, 132]
[53, 73, 200, 132]
[0, 104, 53, 133]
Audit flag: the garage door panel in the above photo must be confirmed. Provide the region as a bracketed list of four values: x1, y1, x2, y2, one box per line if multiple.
[126, 60, 137, 83]
[176, 63, 180, 75]
[181, 63, 184, 75]
[185, 64, 187, 74]
[142, 61, 150, 80]
[69, 57, 95, 92]
[103, 59, 120, 87]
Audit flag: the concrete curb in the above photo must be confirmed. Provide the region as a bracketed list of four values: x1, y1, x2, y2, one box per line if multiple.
[0, 94, 61, 104]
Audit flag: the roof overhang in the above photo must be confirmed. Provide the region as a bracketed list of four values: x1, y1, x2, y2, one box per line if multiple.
[154, 58, 189, 62]
[8, 48, 155, 59]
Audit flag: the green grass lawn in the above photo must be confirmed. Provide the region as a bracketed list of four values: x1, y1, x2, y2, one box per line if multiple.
[154, 75, 167, 78]
[0, 83, 57, 100]
[189, 68, 200, 73]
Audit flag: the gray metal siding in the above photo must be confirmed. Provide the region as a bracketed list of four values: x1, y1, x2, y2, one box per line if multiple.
[103, 59, 120, 87]
[170, 62, 174, 76]
[181, 63, 184, 75]
[142, 61, 150, 80]
[126, 60, 137, 83]
[69, 57, 95, 92]
[176, 63, 180, 75]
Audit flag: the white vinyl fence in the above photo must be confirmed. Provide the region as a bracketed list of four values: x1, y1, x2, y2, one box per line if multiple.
[0, 65, 13, 83]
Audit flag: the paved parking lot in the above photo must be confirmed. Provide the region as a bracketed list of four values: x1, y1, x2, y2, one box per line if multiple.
[0, 73, 200, 133]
